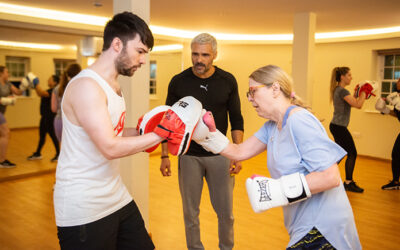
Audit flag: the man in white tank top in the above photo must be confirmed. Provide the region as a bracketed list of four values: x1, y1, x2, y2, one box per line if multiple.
[54, 12, 163, 250]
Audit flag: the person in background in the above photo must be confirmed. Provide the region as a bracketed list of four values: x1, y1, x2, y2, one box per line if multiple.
[51, 63, 81, 143]
[329, 67, 371, 193]
[27, 75, 60, 162]
[160, 33, 244, 250]
[0, 66, 25, 168]
[376, 77, 400, 190]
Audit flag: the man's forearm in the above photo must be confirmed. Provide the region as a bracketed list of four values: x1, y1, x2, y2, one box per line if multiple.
[122, 127, 139, 137]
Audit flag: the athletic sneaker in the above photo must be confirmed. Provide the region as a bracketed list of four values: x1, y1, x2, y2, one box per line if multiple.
[381, 180, 400, 190]
[344, 181, 364, 193]
[0, 159, 16, 168]
[27, 152, 42, 161]
[51, 155, 58, 162]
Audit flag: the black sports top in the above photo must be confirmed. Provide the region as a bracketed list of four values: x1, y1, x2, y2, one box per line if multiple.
[166, 66, 244, 156]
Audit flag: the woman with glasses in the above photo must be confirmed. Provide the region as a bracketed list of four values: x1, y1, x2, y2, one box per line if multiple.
[194, 65, 361, 250]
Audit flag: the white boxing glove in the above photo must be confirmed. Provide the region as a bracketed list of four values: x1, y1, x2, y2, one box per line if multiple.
[19, 78, 29, 91]
[375, 98, 390, 114]
[0, 97, 16, 106]
[246, 173, 311, 213]
[136, 105, 170, 153]
[20, 72, 39, 91]
[386, 92, 400, 111]
[192, 110, 229, 154]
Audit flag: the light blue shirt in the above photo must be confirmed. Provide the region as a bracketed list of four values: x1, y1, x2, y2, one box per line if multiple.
[255, 108, 361, 250]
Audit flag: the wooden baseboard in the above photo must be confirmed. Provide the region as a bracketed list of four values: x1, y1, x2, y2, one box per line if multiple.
[359, 154, 391, 163]
[10, 127, 38, 131]
[0, 168, 55, 183]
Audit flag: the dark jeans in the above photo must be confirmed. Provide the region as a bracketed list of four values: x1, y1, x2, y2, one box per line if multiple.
[57, 201, 154, 250]
[287, 227, 336, 250]
[329, 123, 357, 181]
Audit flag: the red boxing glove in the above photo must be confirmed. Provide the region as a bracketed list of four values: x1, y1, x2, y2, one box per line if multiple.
[136, 105, 170, 153]
[154, 96, 203, 156]
[359, 83, 375, 99]
[354, 81, 377, 99]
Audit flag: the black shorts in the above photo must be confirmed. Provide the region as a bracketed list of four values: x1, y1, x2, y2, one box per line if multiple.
[287, 227, 336, 250]
[57, 201, 154, 250]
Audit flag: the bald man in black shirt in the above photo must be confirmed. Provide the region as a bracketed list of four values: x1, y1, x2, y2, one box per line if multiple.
[160, 33, 244, 250]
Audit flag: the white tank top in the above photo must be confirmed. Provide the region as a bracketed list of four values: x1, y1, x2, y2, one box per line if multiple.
[54, 69, 132, 227]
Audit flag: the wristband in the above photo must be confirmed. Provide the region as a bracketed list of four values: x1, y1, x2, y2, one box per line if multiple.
[161, 155, 169, 159]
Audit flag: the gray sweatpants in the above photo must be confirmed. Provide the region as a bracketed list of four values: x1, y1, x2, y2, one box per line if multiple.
[178, 154, 234, 250]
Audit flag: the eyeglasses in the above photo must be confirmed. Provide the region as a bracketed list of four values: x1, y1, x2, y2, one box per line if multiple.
[246, 85, 267, 98]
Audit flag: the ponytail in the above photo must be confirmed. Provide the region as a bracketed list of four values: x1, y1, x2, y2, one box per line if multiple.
[330, 67, 350, 102]
[58, 63, 81, 98]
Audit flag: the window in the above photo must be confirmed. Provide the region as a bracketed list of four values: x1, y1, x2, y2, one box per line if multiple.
[150, 61, 157, 95]
[54, 59, 76, 76]
[5, 56, 30, 94]
[6, 56, 29, 80]
[378, 50, 400, 98]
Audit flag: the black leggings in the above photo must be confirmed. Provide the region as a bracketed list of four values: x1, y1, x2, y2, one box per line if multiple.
[392, 132, 400, 182]
[35, 116, 59, 156]
[329, 123, 357, 181]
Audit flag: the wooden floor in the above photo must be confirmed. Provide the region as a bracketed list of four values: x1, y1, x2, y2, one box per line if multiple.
[0, 129, 399, 250]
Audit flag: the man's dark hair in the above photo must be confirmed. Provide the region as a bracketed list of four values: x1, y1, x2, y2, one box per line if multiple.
[102, 12, 154, 51]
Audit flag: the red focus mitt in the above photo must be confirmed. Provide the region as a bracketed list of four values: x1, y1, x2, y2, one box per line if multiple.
[154, 96, 203, 156]
[136, 105, 170, 152]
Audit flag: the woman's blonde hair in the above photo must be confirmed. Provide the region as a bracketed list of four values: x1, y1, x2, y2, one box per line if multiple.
[249, 65, 310, 110]
[330, 66, 350, 102]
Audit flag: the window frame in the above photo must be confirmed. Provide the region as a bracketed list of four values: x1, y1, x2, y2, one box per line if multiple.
[53, 59, 76, 76]
[5, 56, 30, 82]
[149, 60, 157, 96]
[377, 50, 400, 98]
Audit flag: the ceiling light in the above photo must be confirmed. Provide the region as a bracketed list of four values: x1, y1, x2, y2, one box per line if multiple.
[0, 39, 182, 53]
[0, 2, 109, 26]
[151, 44, 183, 52]
[149, 26, 293, 41]
[0, 40, 76, 50]
[316, 26, 400, 39]
[1, 2, 399, 42]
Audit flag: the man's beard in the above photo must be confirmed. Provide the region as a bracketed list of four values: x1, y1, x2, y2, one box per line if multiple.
[115, 50, 136, 77]
[193, 62, 209, 75]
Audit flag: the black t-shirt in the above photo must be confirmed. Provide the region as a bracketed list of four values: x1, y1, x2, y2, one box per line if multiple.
[40, 88, 55, 119]
[166, 66, 244, 156]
